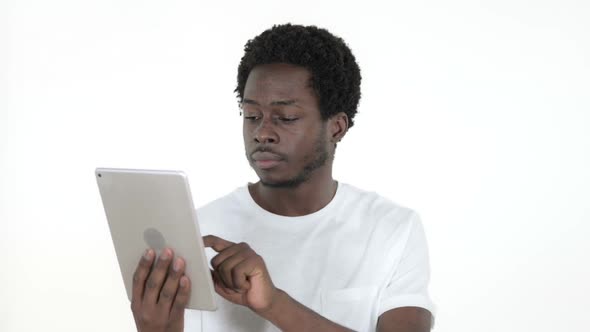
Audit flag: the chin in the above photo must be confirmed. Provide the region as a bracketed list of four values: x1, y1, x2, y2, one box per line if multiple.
[258, 172, 307, 189]
[260, 179, 302, 189]
[257, 173, 286, 186]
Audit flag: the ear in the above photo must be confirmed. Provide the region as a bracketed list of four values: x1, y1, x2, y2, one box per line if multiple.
[328, 112, 349, 143]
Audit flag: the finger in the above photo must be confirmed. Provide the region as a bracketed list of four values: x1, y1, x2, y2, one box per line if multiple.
[131, 249, 155, 308]
[210, 242, 249, 270]
[230, 259, 255, 292]
[211, 271, 244, 305]
[212, 269, 238, 295]
[157, 257, 185, 311]
[143, 248, 174, 305]
[169, 275, 191, 320]
[216, 250, 254, 291]
[203, 235, 234, 252]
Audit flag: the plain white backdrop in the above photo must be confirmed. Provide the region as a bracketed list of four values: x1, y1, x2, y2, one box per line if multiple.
[1, 0, 589, 331]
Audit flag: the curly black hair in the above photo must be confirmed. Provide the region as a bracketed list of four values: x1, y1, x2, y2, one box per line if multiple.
[235, 24, 362, 128]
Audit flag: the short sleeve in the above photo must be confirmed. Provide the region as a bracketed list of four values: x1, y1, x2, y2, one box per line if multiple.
[378, 213, 436, 320]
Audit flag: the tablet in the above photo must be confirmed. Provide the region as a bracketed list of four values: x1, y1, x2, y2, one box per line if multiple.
[95, 168, 217, 311]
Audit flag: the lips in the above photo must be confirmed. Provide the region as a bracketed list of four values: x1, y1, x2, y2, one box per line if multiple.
[251, 151, 284, 170]
[252, 151, 283, 161]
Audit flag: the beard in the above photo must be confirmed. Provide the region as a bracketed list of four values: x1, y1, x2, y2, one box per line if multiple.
[248, 125, 332, 189]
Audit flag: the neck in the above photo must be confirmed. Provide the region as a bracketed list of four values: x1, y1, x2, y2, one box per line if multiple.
[248, 168, 338, 217]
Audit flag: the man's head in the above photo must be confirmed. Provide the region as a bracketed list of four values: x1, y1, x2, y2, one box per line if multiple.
[237, 24, 361, 188]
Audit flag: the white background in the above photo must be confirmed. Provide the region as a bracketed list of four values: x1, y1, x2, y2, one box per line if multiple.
[1, 0, 589, 331]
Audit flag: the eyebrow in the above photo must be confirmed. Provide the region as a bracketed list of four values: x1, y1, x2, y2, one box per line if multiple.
[242, 98, 297, 106]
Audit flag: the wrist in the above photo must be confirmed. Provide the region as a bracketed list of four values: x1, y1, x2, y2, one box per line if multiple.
[253, 288, 352, 332]
[255, 288, 291, 322]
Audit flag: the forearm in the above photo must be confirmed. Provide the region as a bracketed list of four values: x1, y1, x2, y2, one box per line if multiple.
[258, 289, 354, 332]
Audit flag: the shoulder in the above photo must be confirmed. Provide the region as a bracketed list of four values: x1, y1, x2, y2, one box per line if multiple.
[338, 182, 419, 229]
[336, 183, 426, 252]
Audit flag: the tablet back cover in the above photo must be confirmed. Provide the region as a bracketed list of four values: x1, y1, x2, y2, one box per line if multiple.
[96, 168, 216, 311]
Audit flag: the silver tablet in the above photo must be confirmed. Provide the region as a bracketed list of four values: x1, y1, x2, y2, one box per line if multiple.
[95, 168, 216, 311]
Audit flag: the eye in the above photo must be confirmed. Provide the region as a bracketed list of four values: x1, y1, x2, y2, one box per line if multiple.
[279, 117, 298, 123]
[244, 116, 261, 121]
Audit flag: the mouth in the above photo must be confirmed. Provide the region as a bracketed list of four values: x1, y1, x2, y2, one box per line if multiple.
[251, 151, 284, 170]
[254, 159, 283, 170]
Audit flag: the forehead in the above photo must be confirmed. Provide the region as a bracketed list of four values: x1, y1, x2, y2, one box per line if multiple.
[243, 63, 315, 101]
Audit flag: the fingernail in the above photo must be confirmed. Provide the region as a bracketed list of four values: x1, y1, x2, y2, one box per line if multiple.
[173, 258, 182, 272]
[143, 249, 153, 260]
[160, 248, 171, 260]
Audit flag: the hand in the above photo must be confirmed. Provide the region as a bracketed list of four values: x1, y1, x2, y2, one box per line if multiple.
[131, 248, 191, 332]
[204, 235, 279, 314]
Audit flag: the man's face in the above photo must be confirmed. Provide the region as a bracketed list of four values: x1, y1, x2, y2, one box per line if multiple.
[242, 63, 331, 188]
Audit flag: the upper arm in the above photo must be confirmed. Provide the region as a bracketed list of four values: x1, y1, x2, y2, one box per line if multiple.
[377, 214, 435, 332]
[377, 307, 432, 332]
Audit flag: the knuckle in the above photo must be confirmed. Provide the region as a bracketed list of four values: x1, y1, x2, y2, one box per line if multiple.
[160, 289, 174, 301]
[220, 271, 232, 287]
[231, 267, 242, 280]
[219, 266, 230, 278]
[146, 278, 158, 290]
[217, 260, 227, 272]
[155, 259, 169, 269]
[173, 297, 187, 309]
[132, 270, 142, 283]
[139, 312, 153, 325]
[210, 257, 220, 269]
[139, 312, 166, 329]
[181, 277, 191, 291]
[168, 271, 181, 281]
[253, 254, 266, 266]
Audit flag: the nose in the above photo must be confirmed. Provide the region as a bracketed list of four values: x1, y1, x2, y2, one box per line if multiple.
[254, 118, 279, 144]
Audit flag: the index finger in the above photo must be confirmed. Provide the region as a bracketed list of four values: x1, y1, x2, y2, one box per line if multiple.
[203, 235, 234, 252]
[131, 249, 155, 306]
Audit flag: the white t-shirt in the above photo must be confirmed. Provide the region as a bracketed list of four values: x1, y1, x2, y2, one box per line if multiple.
[185, 182, 435, 332]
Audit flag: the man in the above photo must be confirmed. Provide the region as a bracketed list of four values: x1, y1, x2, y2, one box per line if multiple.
[130, 24, 435, 331]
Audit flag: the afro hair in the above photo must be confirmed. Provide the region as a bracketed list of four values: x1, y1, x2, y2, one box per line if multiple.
[235, 24, 361, 128]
